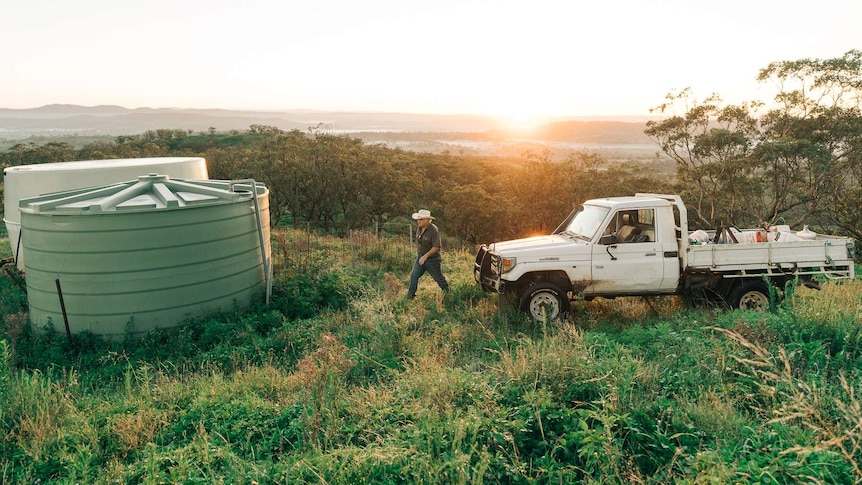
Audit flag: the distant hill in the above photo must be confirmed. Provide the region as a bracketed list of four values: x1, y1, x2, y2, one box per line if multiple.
[533, 120, 652, 144]
[0, 105, 656, 144]
[0, 104, 506, 136]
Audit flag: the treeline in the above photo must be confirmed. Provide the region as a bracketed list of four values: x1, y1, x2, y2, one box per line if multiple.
[0, 126, 669, 244]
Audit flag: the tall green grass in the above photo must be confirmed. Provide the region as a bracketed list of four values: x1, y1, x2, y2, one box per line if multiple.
[0, 230, 860, 483]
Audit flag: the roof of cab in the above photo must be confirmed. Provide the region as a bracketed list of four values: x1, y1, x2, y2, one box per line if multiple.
[584, 196, 673, 210]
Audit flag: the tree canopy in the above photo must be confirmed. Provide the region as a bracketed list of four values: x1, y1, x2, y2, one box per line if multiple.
[646, 50, 862, 241]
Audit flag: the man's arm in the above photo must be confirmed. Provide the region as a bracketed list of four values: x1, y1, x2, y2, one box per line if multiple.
[419, 246, 439, 264]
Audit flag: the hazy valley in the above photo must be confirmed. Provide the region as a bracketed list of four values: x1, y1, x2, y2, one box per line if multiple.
[0, 104, 669, 168]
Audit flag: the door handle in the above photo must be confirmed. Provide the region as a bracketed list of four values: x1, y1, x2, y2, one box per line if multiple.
[645, 253, 656, 257]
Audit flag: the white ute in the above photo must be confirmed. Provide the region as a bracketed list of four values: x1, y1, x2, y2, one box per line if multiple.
[474, 193, 856, 320]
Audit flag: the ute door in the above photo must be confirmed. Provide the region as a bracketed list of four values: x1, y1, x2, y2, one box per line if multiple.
[588, 208, 667, 294]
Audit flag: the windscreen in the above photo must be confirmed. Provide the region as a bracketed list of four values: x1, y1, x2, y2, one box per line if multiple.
[560, 204, 610, 241]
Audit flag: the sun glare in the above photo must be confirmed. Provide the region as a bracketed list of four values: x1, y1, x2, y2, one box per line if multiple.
[490, 109, 555, 134]
[474, 97, 555, 133]
[497, 113, 546, 133]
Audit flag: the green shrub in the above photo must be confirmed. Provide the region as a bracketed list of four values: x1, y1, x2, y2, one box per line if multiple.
[0, 270, 27, 318]
[271, 263, 366, 320]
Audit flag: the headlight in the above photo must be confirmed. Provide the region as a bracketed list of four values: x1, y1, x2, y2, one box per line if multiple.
[500, 257, 516, 273]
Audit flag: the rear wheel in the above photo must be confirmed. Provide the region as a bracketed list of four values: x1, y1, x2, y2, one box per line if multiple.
[520, 282, 570, 321]
[729, 280, 771, 311]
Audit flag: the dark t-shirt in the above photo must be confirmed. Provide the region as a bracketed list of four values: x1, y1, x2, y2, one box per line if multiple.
[417, 223, 442, 257]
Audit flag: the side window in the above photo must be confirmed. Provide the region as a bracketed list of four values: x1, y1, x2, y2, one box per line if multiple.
[615, 210, 639, 243]
[636, 209, 656, 243]
[616, 209, 656, 243]
[638, 209, 654, 226]
[604, 208, 659, 244]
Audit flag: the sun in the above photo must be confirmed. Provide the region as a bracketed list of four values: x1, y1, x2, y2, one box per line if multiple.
[482, 103, 553, 134]
[497, 112, 548, 133]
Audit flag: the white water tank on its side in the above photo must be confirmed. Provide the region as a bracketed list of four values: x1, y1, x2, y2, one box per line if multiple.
[19, 174, 270, 337]
[3, 157, 208, 269]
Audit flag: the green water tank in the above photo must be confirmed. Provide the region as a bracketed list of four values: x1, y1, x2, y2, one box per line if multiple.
[19, 174, 271, 337]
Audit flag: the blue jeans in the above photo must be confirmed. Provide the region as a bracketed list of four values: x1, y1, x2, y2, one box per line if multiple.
[408, 255, 449, 298]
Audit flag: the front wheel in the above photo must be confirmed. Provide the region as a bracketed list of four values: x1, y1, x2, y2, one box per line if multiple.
[520, 282, 570, 321]
[729, 280, 771, 311]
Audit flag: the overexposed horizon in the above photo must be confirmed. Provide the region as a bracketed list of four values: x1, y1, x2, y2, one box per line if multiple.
[3, 0, 860, 128]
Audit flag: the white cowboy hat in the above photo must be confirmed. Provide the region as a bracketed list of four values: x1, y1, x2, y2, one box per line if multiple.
[411, 209, 435, 220]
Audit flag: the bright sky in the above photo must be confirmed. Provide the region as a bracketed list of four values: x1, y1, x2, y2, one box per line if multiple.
[2, 0, 860, 124]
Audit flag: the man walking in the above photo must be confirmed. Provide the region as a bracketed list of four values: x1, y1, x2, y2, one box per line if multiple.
[407, 209, 449, 299]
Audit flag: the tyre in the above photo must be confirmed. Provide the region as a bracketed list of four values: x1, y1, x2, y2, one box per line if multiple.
[729, 280, 771, 311]
[520, 282, 570, 321]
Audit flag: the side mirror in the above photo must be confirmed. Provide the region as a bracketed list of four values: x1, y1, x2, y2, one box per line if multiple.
[600, 234, 615, 245]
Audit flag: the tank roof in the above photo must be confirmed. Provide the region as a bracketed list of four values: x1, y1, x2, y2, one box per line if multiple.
[19, 174, 263, 215]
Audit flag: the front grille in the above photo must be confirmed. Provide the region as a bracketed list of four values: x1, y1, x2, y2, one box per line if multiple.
[474, 246, 492, 278]
[474, 245, 501, 292]
[489, 254, 501, 274]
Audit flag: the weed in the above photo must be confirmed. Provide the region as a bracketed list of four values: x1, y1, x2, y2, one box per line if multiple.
[110, 408, 168, 455]
[295, 332, 355, 449]
[710, 326, 862, 482]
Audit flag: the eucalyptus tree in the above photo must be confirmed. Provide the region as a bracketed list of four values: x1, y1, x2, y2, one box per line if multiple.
[333, 142, 413, 230]
[75, 140, 119, 161]
[497, 149, 574, 236]
[441, 183, 507, 244]
[645, 90, 762, 228]
[0, 141, 75, 167]
[756, 50, 862, 240]
[646, 50, 862, 236]
[243, 128, 306, 227]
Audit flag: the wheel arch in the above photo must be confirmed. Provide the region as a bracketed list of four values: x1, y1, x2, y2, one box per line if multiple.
[728, 278, 773, 310]
[510, 270, 574, 297]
